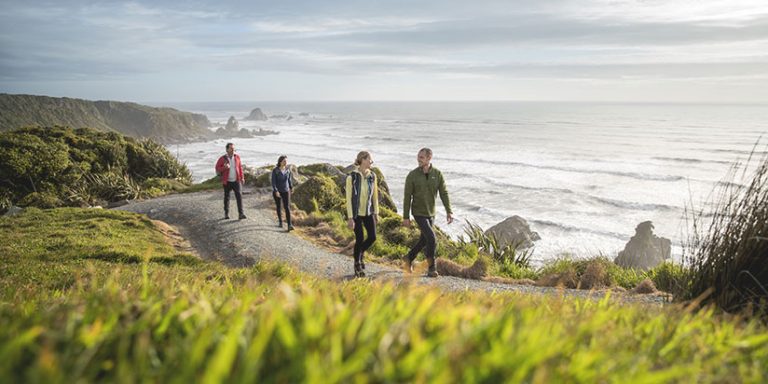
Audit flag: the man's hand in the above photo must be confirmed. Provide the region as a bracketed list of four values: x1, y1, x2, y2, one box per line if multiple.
[347, 218, 355, 230]
[446, 213, 454, 224]
[224, 162, 230, 169]
[403, 219, 411, 227]
[274, 191, 279, 198]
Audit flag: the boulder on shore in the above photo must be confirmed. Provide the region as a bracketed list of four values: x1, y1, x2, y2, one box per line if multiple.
[484, 216, 541, 249]
[243, 108, 268, 121]
[614, 221, 671, 271]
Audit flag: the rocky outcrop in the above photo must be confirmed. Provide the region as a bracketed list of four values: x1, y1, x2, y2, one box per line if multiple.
[0, 93, 213, 144]
[484, 216, 541, 249]
[243, 108, 268, 121]
[225, 116, 239, 131]
[614, 221, 671, 271]
[250, 162, 397, 214]
[215, 116, 255, 138]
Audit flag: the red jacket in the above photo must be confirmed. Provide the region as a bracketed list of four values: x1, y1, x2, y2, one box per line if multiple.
[215, 154, 245, 185]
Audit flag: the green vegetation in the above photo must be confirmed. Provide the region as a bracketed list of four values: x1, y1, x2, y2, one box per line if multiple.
[0, 126, 192, 211]
[0, 207, 199, 266]
[681, 153, 768, 319]
[292, 174, 345, 213]
[0, 93, 213, 143]
[459, 220, 533, 267]
[1, 207, 767, 382]
[180, 175, 222, 193]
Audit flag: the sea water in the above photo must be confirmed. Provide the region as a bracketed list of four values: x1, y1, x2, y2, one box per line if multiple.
[156, 101, 768, 263]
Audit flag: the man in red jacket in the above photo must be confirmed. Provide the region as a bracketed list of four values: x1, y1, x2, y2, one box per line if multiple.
[215, 142, 246, 220]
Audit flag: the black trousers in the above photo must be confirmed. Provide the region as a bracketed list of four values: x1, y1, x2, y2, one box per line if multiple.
[406, 216, 436, 263]
[223, 181, 244, 216]
[273, 191, 292, 225]
[353, 215, 377, 264]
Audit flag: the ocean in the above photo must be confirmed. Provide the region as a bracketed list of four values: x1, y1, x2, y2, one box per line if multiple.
[156, 101, 768, 264]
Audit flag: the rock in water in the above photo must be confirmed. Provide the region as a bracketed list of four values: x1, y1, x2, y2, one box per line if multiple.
[614, 221, 671, 271]
[485, 216, 541, 249]
[243, 108, 268, 121]
[225, 116, 239, 131]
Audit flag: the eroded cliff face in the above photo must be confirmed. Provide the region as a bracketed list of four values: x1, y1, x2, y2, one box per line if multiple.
[0, 94, 214, 144]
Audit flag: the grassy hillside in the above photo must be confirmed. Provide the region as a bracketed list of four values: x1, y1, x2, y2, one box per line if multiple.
[1, 207, 765, 382]
[0, 94, 213, 144]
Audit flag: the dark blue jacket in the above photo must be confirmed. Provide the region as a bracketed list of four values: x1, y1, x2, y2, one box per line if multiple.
[271, 167, 293, 193]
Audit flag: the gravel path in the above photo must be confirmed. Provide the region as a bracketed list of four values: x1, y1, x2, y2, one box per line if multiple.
[118, 188, 668, 304]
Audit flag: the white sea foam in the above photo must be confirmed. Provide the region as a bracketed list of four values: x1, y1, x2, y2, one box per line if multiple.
[160, 101, 768, 264]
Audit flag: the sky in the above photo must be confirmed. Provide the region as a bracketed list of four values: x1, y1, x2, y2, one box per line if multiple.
[1, 0, 767, 103]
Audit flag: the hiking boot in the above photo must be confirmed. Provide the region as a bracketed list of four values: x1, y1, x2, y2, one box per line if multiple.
[224, 212, 230, 219]
[403, 256, 414, 273]
[238, 214, 247, 220]
[278, 220, 283, 228]
[287, 225, 295, 231]
[427, 259, 438, 278]
[354, 263, 362, 278]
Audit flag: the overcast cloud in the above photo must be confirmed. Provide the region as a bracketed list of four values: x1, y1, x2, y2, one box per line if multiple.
[1, 0, 767, 102]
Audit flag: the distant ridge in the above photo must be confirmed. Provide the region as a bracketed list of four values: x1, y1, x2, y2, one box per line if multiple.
[0, 94, 214, 144]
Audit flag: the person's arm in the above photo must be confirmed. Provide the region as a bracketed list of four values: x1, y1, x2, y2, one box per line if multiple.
[236, 156, 245, 183]
[271, 169, 278, 193]
[403, 172, 413, 225]
[438, 171, 453, 224]
[346, 175, 354, 229]
[215, 157, 225, 175]
[372, 175, 379, 221]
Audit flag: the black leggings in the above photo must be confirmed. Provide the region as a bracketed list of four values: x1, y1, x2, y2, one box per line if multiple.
[273, 191, 291, 225]
[353, 215, 377, 264]
[406, 216, 436, 262]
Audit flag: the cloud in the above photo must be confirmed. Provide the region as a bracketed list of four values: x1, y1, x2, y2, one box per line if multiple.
[1, 0, 767, 101]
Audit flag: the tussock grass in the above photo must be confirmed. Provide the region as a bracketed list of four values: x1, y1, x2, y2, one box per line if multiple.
[682, 150, 768, 318]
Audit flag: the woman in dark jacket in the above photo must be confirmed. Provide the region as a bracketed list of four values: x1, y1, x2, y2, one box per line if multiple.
[271, 155, 294, 231]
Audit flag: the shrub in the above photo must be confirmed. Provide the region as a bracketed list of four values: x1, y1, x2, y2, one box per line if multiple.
[494, 259, 539, 280]
[0, 126, 192, 208]
[537, 256, 646, 290]
[18, 192, 63, 209]
[292, 175, 343, 213]
[646, 262, 687, 294]
[681, 151, 768, 318]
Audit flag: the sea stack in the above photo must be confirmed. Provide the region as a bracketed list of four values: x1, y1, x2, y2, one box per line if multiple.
[243, 108, 268, 121]
[614, 221, 671, 271]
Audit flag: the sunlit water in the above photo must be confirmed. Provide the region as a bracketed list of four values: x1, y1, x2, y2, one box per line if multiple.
[156, 101, 768, 264]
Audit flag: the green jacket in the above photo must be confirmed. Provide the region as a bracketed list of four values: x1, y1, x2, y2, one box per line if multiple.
[403, 165, 452, 219]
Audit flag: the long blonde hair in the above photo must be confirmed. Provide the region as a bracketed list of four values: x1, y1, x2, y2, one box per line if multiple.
[354, 151, 371, 166]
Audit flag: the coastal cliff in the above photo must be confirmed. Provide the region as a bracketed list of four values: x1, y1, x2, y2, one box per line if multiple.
[0, 94, 214, 144]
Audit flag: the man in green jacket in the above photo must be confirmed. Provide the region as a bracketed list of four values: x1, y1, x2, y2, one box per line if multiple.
[403, 147, 453, 277]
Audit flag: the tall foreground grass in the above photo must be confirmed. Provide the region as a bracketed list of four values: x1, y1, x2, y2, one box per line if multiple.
[2, 262, 767, 382]
[682, 151, 768, 318]
[1, 206, 767, 382]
